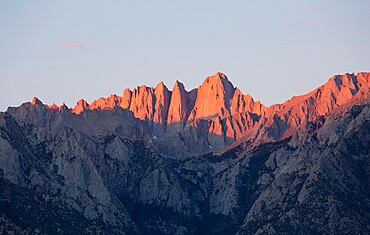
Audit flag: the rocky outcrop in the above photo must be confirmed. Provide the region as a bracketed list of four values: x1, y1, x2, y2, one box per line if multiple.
[128, 85, 155, 121]
[167, 80, 196, 133]
[90, 94, 123, 111]
[153, 82, 171, 124]
[231, 88, 265, 116]
[152, 82, 172, 135]
[121, 88, 132, 109]
[188, 72, 235, 120]
[72, 99, 89, 114]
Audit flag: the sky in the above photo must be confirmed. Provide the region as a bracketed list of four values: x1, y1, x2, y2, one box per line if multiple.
[1, 1, 370, 111]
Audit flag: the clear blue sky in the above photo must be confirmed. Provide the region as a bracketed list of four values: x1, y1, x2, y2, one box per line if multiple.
[1, 1, 370, 111]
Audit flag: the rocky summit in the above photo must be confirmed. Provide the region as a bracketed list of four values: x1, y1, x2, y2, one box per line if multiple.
[1, 72, 370, 234]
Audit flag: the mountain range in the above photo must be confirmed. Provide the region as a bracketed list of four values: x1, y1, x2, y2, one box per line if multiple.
[0, 72, 369, 234]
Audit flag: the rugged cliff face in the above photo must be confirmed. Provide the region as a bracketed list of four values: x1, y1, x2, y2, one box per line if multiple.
[1, 72, 370, 234]
[67, 72, 267, 154]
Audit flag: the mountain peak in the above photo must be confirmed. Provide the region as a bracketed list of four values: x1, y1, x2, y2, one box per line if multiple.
[47, 103, 60, 109]
[72, 99, 89, 114]
[155, 81, 166, 89]
[31, 96, 43, 106]
[173, 80, 187, 92]
[188, 72, 235, 120]
[154, 81, 169, 94]
[216, 72, 227, 79]
[203, 72, 230, 85]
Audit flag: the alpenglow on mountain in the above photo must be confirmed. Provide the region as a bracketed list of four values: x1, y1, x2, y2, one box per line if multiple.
[1, 72, 370, 234]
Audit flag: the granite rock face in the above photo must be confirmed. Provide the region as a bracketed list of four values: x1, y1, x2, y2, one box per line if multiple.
[68, 72, 264, 154]
[64, 72, 370, 155]
[1, 72, 370, 234]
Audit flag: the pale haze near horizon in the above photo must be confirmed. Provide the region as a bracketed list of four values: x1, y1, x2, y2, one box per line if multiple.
[1, 1, 369, 111]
